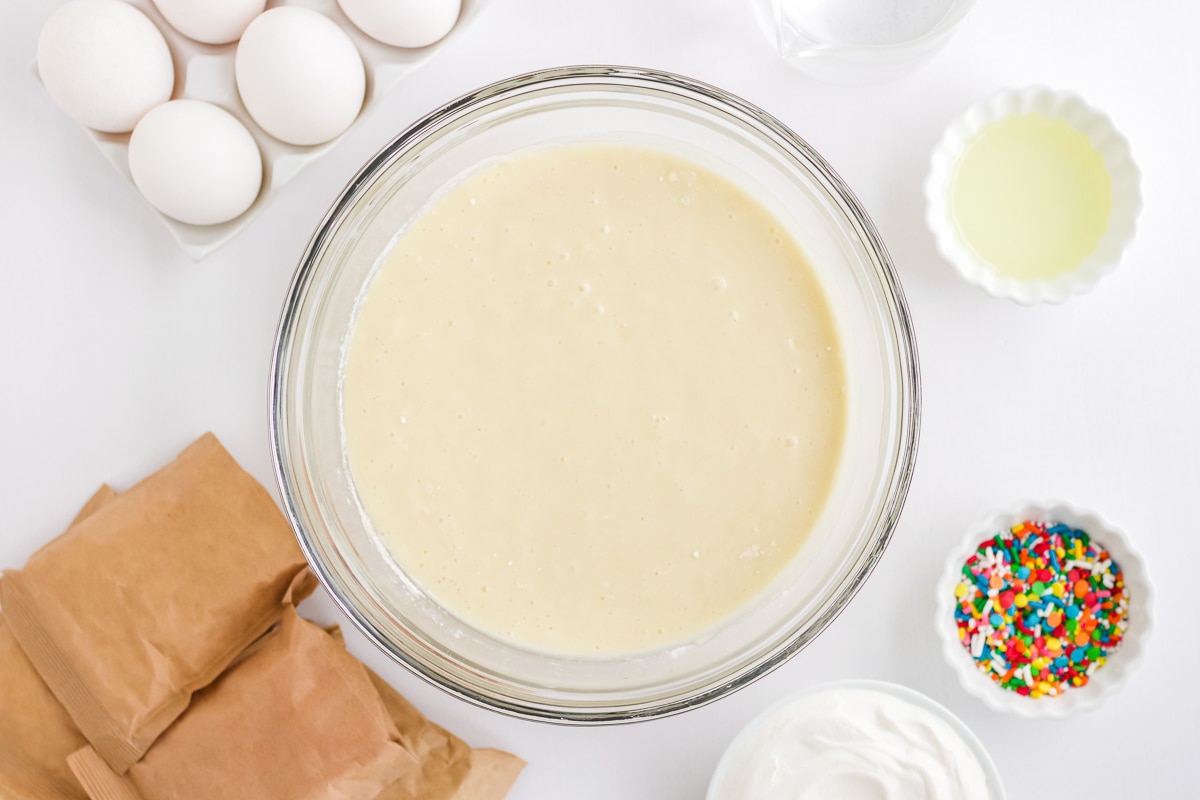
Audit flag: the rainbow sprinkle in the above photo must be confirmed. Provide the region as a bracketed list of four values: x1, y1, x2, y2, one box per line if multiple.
[953, 520, 1128, 698]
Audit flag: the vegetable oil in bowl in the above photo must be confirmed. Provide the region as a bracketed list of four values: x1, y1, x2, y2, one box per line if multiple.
[950, 113, 1113, 282]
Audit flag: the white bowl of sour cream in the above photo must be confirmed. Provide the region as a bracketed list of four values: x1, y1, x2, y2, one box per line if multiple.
[708, 680, 1006, 800]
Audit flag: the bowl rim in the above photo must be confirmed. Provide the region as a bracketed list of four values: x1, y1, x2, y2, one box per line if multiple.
[924, 85, 1143, 305]
[934, 500, 1155, 718]
[269, 64, 922, 723]
[705, 678, 1006, 800]
[751, 0, 981, 58]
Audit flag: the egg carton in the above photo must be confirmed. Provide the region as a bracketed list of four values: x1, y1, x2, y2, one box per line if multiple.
[36, 0, 487, 260]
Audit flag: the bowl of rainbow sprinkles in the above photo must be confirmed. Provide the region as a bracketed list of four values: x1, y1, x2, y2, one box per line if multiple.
[936, 500, 1154, 717]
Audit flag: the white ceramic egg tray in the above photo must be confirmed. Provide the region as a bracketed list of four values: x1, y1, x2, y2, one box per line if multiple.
[37, 0, 487, 260]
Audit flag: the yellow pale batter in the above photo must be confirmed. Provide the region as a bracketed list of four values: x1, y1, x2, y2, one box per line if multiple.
[343, 144, 847, 654]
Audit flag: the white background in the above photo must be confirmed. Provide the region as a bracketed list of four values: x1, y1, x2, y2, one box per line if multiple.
[2, 0, 1197, 796]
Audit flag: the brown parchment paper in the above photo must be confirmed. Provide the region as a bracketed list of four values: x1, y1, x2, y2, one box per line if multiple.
[323, 627, 526, 800]
[0, 486, 116, 800]
[368, 672, 525, 800]
[0, 615, 90, 800]
[67, 616, 525, 800]
[0, 434, 317, 773]
[67, 610, 416, 800]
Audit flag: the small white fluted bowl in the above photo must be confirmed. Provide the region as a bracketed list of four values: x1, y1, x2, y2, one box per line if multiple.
[925, 87, 1142, 304]
[936, 501, 1154, 718]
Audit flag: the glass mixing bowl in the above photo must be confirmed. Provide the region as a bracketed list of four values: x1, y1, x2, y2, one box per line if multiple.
[270, 66, 920, 723]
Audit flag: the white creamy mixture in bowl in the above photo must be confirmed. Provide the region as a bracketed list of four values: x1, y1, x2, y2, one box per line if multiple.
[708, 681, 1005, 800]
[270, 66, 920, 721]
[343, 143, 848, 655]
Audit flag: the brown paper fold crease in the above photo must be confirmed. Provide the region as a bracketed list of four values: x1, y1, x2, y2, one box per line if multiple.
[0, 485, 117, 800]
[368, 671, 525, 800]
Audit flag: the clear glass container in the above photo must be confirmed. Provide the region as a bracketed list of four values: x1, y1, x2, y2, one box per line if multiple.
[752, 0, 979, 84]
[269, 66, 921, 723]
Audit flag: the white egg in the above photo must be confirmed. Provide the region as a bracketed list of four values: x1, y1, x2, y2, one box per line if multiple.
[37, 0, 175, 133]
[235, 8, 365, 147]
[336, 0, 461, 48]
[128, 100, 263, 226]
[151, 0, 266, 45]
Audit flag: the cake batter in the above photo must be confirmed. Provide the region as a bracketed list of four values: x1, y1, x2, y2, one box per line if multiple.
[343, 144, 847, 654]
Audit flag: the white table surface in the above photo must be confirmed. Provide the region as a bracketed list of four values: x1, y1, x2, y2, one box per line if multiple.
[2, 0, 1197, 796]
